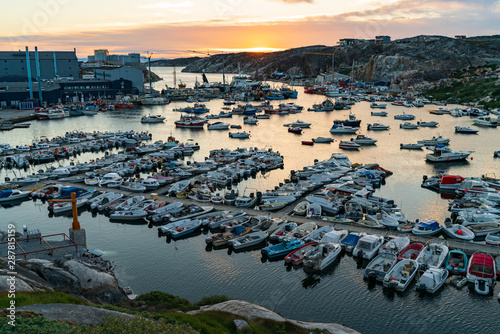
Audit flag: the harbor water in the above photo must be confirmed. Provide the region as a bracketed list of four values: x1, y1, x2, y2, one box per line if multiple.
[1, 67, 499, 333]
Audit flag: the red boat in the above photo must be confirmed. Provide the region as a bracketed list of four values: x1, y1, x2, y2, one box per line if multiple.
[113, 101, 134, 108]
[467, 253, 497, 295]
[398, 243, 424, 261]
[304, 87, 326, 94]
[439, 175, 465, 190]
[288, 127, 302, 134]
[174, 115, 206, 129]
[302, 141, 314, 146]
[284, 241, 318, 265]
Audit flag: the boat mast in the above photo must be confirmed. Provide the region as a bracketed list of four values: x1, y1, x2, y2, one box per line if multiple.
[147, 51, 153, 93]
[173, 64, 177, 89]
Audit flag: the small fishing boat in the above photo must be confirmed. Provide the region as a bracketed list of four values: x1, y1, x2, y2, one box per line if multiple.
[370, 103, 387, 109]
[120, 182, 147, 193]
[0, 189, 31, 202]
[397, 222, 416, 233]
[170, 219, 203, 239]
[339, 141, 360, 150]
[287, 127, 303, 134]
[206, 225, 252, 247]
[261, 238, 305, 259]
[141, 115, 165, 123]
[417, 121, 439, 127]
[305, 202, 322, 218]
[341, 232, 363, 253]
[485, 231, 500, 246]
[370, 111, 388, 116]
[380, 237, 410, 255]
[469, 222, 500, 237]
[394, 113, 415, 120]
[270, 222, 298, 243]
[415, 267, 449, 294]
[292, 201, 309, 216]
[304, 226, 335, 243]
[312, 137, 334, 143]
[416, 243, 449, 270]
[90, 192, 123, 211]
[352, 135, 377, 145]
[467, 253, 497, 295]
[285, 222, 317, 240]
[303, 243, 342, 272]
[228, 231, 268, 250]
[229, 131, 250, 139]
[383, 259, 419, 292]
[445, 249, 468, 276]
[364, 252, 398, 281]
[353, 235, 384, 260]
[301, 141, 314, 146]
[109, 210, 149, 221]
[400, 143, 424, 150]
[399, 122, 419, 129]
[398, 243, 424, 261]
[412, 220, 442, 236]
[284, 241, 318, 265]
[443, 224, 475, 241]
[367, 123, 390, 131]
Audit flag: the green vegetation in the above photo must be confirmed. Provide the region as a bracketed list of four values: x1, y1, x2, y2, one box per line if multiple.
[0, 291, 91, 308]
[425, 78, 500, 109]
[0, 290, 327, 334]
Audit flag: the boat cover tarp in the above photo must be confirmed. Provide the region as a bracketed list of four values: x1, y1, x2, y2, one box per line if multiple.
[342, 233, 360, 247]
[0, 190, 13, 198]
[469, 254, 495, 279]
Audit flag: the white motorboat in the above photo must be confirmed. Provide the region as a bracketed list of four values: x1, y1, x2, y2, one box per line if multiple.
[0, 189, 31, 202]
[469, 222, 500, 237]
[417, 121, 439, 127]
[305, 193, 339, 215]
[31, 184, 64, 199]
[415, 267, 449, 294]
[367, 211, 399, 229]
[312, 137, 334, 143]
[229, 131, 250, 139]
[304, 226, 335, 243]
[49, 189, 95, 214]
[270, 222, 298, 243]
[169, 219, 203, 238]
[234, 193, 259, 208]
[370, 103, 387, 109]
[370, 111, 388, 116]
[207, 122, 230, 130]
[99, 173, 122, 187]
[383, 259, 419, 292]
[303, 243, 342, 272]
[109, 209, 149, 221]
[120, 182, 146, 193]
[84, 177, 100, 186]
[443, 224, 475, 241]
[455, 126, 478, 134]
[168, 180, 191, 196]
[293, 201, 309, 216]
[417, 136, 450, 146]
[394, 113, 415, 120]
[400, 143, 424, 150]
[141, 178, 160, 190]
[353, 235, 384, 260]
[207, 211, 247, 229]
[229, 231, 268, 250]
[111, 195, 145, 212]
[364, 252, 398, 281]
[90, 192, 123, 211]
[285, 222, 317, 240]
[399, 122, 419, 129]
[243, 116, 258, 124]
[467, 253, 497, 295]
[473, 116, 498, 127]
[380, 237, 411, 255]
[283, 120, 311, 128]
[330, 124, 358, 134]
[352, 135, 377, 145]
[259, 196, 296, 211]
[141, 115, 166, 123]
[339, 141, 360, 150]
[412, 220, 442, 236]
[416, 243, 449, 270]
[367, 123, 390, 131]
[426, 148, 472, 163]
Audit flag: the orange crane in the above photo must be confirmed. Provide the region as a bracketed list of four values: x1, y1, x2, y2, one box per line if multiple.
[48, 192, 81, 231]
[304, 49, 341, 81]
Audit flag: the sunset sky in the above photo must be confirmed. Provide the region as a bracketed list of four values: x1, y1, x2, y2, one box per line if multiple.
[1, 0, 499, 59]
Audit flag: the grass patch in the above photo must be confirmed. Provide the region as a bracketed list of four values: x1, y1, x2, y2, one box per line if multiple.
[425, 78, 499, 105]
[134, 291, 230, 312]
[0, 291, 91, 308]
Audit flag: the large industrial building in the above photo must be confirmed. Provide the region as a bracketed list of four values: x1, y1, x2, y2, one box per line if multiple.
[0, 50, 79, 80]
[87, 49, 141, 66]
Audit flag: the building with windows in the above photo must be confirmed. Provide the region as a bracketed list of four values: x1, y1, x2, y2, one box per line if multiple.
[375, 36, 391, 45]
[94, 66, 144, 93]
[87, 50, 141, 65]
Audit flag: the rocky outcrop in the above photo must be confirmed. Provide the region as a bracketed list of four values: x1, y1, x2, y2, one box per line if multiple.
[0, 258, 128, 304]
[180, 35, 500, 89]
[17, 304, 135, 326]
[188, 300, 359, 334]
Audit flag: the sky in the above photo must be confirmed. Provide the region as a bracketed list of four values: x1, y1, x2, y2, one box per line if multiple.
[1, 0, 499, 59]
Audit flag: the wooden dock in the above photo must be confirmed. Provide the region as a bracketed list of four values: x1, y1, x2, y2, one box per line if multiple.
[24, 179, 500, 257]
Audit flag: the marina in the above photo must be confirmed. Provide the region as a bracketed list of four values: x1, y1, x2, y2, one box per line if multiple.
[1, 68, 500, 333]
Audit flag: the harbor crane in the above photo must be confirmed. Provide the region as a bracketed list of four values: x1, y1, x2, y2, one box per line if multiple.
[188, 50, 228, 92]
[304, 49, 341, 81]
[48, 192, 81, 231]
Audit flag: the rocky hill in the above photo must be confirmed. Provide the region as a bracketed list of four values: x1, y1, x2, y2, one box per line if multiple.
[178, 35, 500, 89]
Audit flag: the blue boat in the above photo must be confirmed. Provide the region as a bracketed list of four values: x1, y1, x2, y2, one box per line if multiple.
[412, 220, 442, 236]
[445, 249, 468, 276]
[261, 238, 304, 259]
[341, 233, 361, 252]
[58, 187, 92, 199]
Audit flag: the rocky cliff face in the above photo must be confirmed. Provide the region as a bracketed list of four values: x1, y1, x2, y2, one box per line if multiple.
[180, 35, 500, 89]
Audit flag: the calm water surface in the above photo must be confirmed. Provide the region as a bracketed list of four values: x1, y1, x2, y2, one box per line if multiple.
[1, 67, 499, 333]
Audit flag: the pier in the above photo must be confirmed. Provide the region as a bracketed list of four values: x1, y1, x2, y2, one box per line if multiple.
[22, 179, 500, 257]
